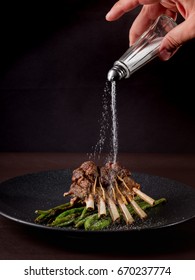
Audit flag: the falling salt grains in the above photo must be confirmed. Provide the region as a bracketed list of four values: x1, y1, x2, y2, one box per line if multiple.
[90, 82, 110, 160]
[90, 80, 118, 164]
[110, 80, 118, 164]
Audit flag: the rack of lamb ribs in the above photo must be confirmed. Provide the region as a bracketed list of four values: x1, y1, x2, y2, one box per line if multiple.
[64, 161, 155, 224]
[35, 161, 166, 230]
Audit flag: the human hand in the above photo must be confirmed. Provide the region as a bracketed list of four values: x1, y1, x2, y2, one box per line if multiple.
[106, 0, 195, 60]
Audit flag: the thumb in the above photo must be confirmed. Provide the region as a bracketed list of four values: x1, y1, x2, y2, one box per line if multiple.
[159, 16, 195, 60]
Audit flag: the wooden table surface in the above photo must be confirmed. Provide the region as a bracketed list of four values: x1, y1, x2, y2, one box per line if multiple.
[0, 153, 195, 260]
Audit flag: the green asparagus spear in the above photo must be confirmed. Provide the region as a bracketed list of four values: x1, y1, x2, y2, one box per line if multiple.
[51, 207, 84, 226]
[74, 216, 90, 228]
[54, 207, 84, 220]
[87, 217, 112, 230]
[34, 202, 72, 224]
[84, 213, 99, 230]
[74, 208, 95, 226]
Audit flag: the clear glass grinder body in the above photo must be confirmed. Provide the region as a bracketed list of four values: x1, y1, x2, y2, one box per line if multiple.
[107, 15, 177, 81]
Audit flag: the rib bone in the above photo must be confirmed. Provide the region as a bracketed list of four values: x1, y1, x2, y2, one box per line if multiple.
[98, 196, 107, 217]
[133, 188, 155, 206]
[118, 199, 134, 224]
[107, 196, 120, 222]
[85, 194, 94, 210]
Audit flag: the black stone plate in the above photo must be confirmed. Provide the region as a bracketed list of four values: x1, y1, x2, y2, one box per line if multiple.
[0, 169, 195, 236]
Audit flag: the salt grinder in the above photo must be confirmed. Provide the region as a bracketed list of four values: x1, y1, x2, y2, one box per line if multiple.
[107, 15, 177, 82]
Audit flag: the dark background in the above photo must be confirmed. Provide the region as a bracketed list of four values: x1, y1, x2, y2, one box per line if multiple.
[0, 0, 194, 153]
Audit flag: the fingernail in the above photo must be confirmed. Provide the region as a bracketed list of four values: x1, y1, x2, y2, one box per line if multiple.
[159, 49, 172, 61]
[106, 11, 112, 20]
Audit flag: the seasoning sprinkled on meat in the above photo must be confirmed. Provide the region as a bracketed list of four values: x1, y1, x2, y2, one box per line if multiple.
[63, 161, 155, 224]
